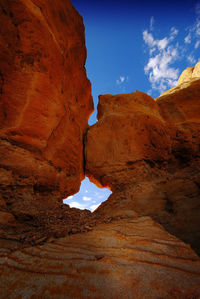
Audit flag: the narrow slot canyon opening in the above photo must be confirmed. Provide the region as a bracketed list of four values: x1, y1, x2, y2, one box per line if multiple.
[63, 177, 112, 212]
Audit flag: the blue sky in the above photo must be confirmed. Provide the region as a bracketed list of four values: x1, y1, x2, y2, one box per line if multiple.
[64, 0, 200, 211]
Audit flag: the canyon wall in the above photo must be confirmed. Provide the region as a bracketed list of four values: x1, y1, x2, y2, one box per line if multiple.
[0, 0, 93, 237]
[86, 70, 200, 255]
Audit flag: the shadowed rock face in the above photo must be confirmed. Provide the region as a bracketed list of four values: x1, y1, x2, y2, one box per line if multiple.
[86, 75, 200, 255]
[0, 0, 93, 228]
[1, 216, 200, 299]
[0, 1, 200, 298]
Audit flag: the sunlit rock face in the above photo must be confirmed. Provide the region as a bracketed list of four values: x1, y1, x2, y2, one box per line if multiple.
[0, 1, 200, 297]
[0, 0, 93, 225]
[86, 91, 172, 189]
[177, 61, 200, 85]
[86, 72, 200, 255]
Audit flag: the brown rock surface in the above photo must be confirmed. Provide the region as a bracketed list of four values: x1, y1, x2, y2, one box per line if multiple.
[0, 0, 93, 237]
[86, 79, 200, 255]
[0, 1, 200, 297]
[1, 216, 200, 299]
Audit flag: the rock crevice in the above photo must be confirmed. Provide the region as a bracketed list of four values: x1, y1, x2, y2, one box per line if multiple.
[85, 73, 200, 256]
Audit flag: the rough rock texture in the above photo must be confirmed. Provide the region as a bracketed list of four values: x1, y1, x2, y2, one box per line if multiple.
[86, 71, 200, 255]
[0, 0, 93, 238]
[178, 61, 200, 84]
[1, 215, 200, 299]
[0, 1, 200, 297]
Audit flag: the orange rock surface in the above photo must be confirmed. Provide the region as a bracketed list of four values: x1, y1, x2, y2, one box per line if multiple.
[0, 0, 93, 225]
[177, 61, 200, 84]
[1, 216, 200, 299]
[0, 1, 200, 297]
[86, 70, 200, 255]
[86, 91, 172, 189]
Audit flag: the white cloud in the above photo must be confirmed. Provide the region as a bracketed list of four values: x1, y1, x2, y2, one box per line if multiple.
[170, 27, 179, 37]
[150, 16, 154, 31]
[85, 190, 88, 193]
[90, 203, 101, 212]
[69, 201, 86, 209]
[185, 33, 192, 44]
[195, 40, 200, 49]
[184, 3, 200, 50]
[116, 76, 125, 85]
[63, 195, 73, 204]
[116, 75, 129, 85]
[187, 54, 197, 64]
[143, 31, 168, 50]
[82, 196, 92, 201]
[196, 3, 200, 31]
[143, 26, 180, 92]
[143, 28, 178, 52]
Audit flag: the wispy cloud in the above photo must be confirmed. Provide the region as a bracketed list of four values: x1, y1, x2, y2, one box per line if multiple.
[185, 33, 192, 44]
[143, 27, 179, 92]
[90, 203, 101, 212]
[150, 16, 154, 31]
[82, 196, 92, 201]
[63, 195, 73, 204]
[62, 177, 112, 212]
[195, 40, 200, 48]
[184, 3, 200, 49]
[69, 201, 87, 209]
[116, 75, 129, 85]
[187, 54, 197, 64]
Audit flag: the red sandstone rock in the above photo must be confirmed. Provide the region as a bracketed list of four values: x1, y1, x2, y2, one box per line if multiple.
[0, 1, 200, 297]
[0, 0, 93, 222]
[86, 77, 200, 255]
[157, 79, 200, 155]
[0, 216, 200, 299]
[86, 91, 172, 189]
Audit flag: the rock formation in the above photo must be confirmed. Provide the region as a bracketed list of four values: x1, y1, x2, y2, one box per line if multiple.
[86, 70, 200, 256]
[0, 0, 93, 241]
[0, 0, 200, 298]
[1, 216, 200, 298]
[178, 61, 200, 84]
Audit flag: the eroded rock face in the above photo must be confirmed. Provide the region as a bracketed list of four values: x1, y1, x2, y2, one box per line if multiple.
[1, 216, 200, 299]
[86, 75, 200, 255]
[0, 0, 93, 229]
[0, 1, 200, 296]
[86, 91, 172, 189]
[177, 61, 200, 84]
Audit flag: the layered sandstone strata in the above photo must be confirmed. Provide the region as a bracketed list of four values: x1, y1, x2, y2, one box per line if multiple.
[85, 69, 200, 255]
[0, 0, 93, 231]
[1, 215, 200, 299]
